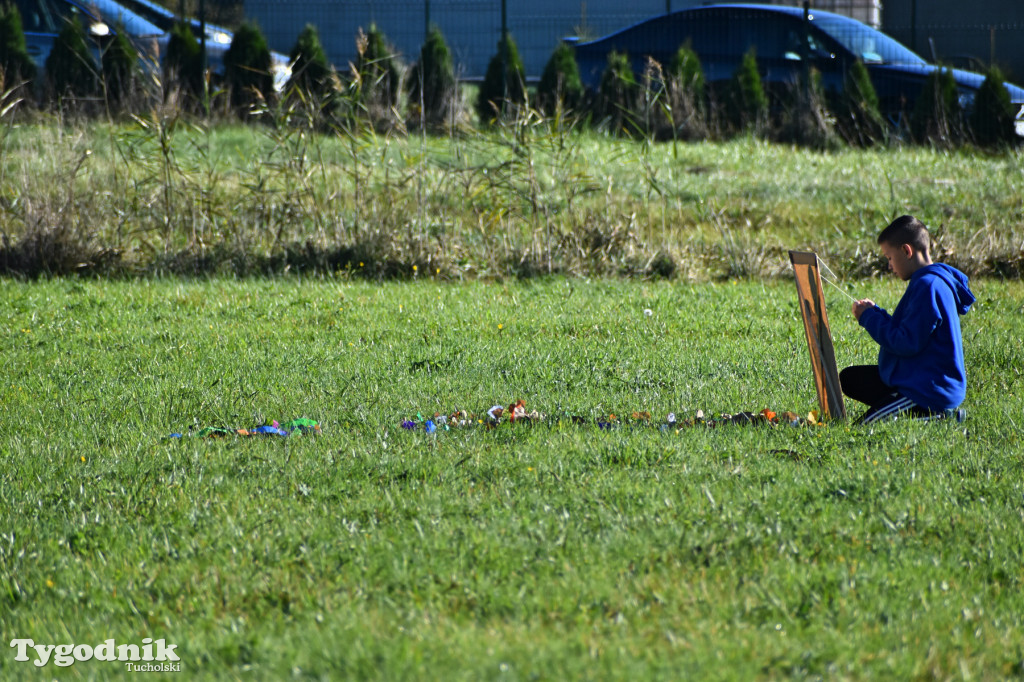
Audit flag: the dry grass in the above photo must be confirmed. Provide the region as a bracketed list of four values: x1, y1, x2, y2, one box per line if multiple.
[1, 100, 1022, 280]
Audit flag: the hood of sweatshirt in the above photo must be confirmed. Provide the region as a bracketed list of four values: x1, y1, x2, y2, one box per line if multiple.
[915, 263, 976, 315]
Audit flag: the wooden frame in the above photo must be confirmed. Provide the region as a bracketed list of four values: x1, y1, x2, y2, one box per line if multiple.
[789, 251, 847, 420]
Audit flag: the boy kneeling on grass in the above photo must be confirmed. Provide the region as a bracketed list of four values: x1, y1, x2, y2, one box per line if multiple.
[841, 215, 975, 424]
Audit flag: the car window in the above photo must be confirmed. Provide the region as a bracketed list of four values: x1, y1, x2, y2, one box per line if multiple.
[110, 0, 175, 31]
[670, 9, 795, 61]
[682, 15, 728, 58]
[809, 14, 926, 65]
[81, 0, 163, 36]
[51, 0, 95, 27]
[15, 0, 96, 33]
[728, 11, 793, 59]
[14, 0, 58, 32]
[646, 11, 730, 59]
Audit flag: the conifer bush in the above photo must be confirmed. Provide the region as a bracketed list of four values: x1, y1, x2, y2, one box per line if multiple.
[287, 24, 334, 101]
[910, 66, 964, 145]
[776, 68, 836, 149]
[101, 26, 139, 113]
[833, 59, 885, 146]
[970, 66, 1016, 148]
[537, 42, 583, 117]
[595, 51, 638, 135]
[286, 24, 338, 125]
[665, 43, 707, 139]
[224, 22, 274, 116]
[723, 47, 767, 134]
[476, 33, 526, 123]
[355, 24, 401, 124]
[45, 16, 98, 105]
[407, 26, 457, 128]
[0, 4, 35, 95]
[165, 21, 203, 106]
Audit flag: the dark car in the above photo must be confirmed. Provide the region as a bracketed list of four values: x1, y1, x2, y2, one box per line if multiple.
[16, 0, 120, 75]
[567, 3, 1024, 135]
[14, 0, 290, 91]
[95, 0, 291, 91]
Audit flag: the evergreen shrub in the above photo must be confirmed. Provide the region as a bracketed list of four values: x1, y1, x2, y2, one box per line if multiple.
[224, 22, 274, 116]
[476, 33, 526, 123]
[101, 25, 139, 112]
[970, 66, 1016, 148]
[538, 42, 583, 117]
[165, 21, 203, 105]
[408, 25, 457, 127]
[595, 50, 637, 135]
[355, 24, 401, 122]
[665, 43, 707, 139]
[0, 4, 34, 94]
[723, 47, 767, 134]
[45, 16, 98, 104]
[910, 66, 964, 145]
[834, 59, 885, 146]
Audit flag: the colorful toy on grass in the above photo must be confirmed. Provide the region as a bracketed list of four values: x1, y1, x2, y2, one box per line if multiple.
[166, 418, 321, 439]
[398, 402, 821, 432]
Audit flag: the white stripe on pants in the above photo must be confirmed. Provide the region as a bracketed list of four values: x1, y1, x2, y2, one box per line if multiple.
[861, 396, 918, 424]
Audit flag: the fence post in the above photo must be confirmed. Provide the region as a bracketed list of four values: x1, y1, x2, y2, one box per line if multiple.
[200, 0, 208, 114]
[501, 0, 508, 105]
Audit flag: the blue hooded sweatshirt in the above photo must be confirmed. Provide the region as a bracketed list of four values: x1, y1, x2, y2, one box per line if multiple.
[858, 263, 975, 412]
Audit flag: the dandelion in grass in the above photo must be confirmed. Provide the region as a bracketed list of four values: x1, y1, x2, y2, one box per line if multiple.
[46, 579, 54, 588]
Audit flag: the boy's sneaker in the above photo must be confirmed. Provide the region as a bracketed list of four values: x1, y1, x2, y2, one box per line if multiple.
[909, 407, 965, 422]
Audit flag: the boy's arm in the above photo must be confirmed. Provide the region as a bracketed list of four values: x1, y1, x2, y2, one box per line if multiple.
[858, 281, 944, 357]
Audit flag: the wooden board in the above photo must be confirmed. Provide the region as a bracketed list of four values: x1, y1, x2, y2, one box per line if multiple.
[789, 251, 847, 420]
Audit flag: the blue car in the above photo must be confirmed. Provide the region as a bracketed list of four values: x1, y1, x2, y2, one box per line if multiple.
[13, 0, 290, 91]
[15, 0, 121, 76]
[567, 3, 1024, 136]
[94, 0, 291, 91]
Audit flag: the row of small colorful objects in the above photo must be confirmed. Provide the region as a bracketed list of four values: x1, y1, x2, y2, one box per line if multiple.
[401, 401, 825, 432]
[167, 419, 321, 439]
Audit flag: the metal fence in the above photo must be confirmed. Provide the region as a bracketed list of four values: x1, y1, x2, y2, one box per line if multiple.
[244, 1, 1023, 85]
[245, 0, 682, 80]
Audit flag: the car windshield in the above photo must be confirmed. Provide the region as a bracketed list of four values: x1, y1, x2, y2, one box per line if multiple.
[79, 0, 163, 36]
[109, 0, 176, 31]
[810, 14, 926, 65]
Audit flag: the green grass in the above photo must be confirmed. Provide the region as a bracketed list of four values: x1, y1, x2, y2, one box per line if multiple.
[3, 277, 1024, 679]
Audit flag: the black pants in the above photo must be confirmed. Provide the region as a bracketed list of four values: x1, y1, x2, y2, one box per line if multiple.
[839, 365, 941, 424]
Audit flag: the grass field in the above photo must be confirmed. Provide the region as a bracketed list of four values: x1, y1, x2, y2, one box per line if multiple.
[2, 120, 1023, 278]
[3, 276, 1024, 680]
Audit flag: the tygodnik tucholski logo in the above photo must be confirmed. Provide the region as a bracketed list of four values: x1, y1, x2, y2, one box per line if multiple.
[10, 638, 181, 671]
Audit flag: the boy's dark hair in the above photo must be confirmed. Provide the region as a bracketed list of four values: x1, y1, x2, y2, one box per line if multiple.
[878, 215, 930, 254]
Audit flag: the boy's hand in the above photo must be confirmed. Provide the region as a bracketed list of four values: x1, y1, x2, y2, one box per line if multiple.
[852, 299, 875, 321]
